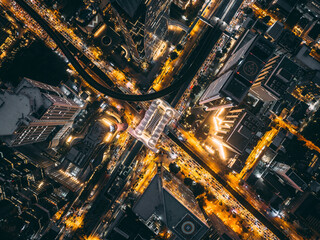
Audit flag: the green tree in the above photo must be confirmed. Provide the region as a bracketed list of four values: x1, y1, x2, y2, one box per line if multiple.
[197, 196, 206, 207]
[169, 162, 180, 174]
[243, 7, 253, 15]
[192, 85, 201, 95]
[191, 182, 205, 196]
[185, 114, 196, 125]
[170, 51, 178, 60]
[176, 44, 183, 51]
[262, 15, 271, 24]
[216, 51, 223, 59]
[206, 193, 216, 202]
[184, 177, 193, 186]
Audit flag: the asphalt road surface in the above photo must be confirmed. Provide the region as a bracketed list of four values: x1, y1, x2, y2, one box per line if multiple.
[167, 130, 289, 240]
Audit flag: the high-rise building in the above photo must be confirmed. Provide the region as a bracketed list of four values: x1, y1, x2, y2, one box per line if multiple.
[250, 55, 300, 102]
[172, 0, 189, 10]
[49, 120, 113, 191]
[266, 21, 284, 42]
[110, 0, 171, 64]
[272, 162, 307, 192]
[200, 34, 275, 110]
[295, 70, 320, 101]
[289, 192, 320, 235]
[0, 78, 82, 147]
[213, 108, 263, 154]
[144, 0, 171, 62]
[133, 167, 209, 239]
[75, 5, 105, 36]
[110, 0, 146, 63]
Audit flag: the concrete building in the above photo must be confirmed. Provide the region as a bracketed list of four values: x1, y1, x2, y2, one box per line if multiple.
[110, 0, 146, 63]
[214, 108, 264, 155]
[256, 170, 296, 211]
[289, 192, 320, 235]
[110, 0, 172, 64]
[266, 21, 284, 42]
[199, 70, 252, 110]
[200, 33, 275, 110]
[272, 162, 307, 192]
[269, 0, 297, 18]
[76, 5, 106, 36]
[296, 70, 320, 100]
[144, 0, 172, 62]
[133, 168, 209, 239]
[106, 208, 155, 240]
[250, 55, 300, 102]
[172, 0, 189, 10]
[129, 99, 178, 152]
[0, 148, 67, 239]
[50, 120, 116, 191]
[0, 78, 82, 147]
[294, 44, 320, 71]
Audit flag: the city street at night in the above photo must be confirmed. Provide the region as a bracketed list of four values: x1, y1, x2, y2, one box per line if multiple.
[0, 0, 320, 240]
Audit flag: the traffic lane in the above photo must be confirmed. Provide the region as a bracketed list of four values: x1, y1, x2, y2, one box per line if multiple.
[65, 41, 116, 88]
[214, 0, 231, 19]
[167, 131, 289, 240]
[87, 142, 142, 234]
[222, 0, 244, 24]
[169, 25, 223, 106]
[123, 141, 143, 167]
[14, 0, 194, 102]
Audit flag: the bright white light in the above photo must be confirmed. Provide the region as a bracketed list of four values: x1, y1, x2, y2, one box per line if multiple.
[213, 117, 219, 130]
[126, 82, 133, 89]
[38, 181, 44, 189]
[101, 118, 112, 126]
[66, 136, 74, 144]
[169, 152, 178, 159]
[217, 108, 225, 117]
[205, 145, 215, 154]
[211, 137, 226, 160]
[255, 172, 262, 178]
[104, 132, 113, 143]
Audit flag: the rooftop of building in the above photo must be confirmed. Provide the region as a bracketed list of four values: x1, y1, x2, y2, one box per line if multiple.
[0, 78, 79, 139]
[133, 170, 209, 240]
[0, 91, 31, 136]
[295, 44, 320, 71]
[224, 109, 263, 154]
[107, 208, 155, 240]
[111, 0, 144, 19]
[294, 192, 320, 234]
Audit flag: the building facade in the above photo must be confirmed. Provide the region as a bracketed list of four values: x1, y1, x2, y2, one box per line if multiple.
[200, 32, 275, 110]
[250, 55, 300, 102]
[0, 78, 81, 147]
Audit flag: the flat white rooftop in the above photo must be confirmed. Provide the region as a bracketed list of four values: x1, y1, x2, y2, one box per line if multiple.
[0, 91, 31, 136]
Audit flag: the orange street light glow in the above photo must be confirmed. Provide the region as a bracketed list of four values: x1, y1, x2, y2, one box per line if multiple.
[104, 132, 113, 143]
[101, 118, 112, 126]
[66, 136, 74, 144]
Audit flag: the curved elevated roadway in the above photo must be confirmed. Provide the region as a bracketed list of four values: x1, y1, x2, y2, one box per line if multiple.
[15, 0, 207, 102]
